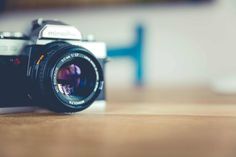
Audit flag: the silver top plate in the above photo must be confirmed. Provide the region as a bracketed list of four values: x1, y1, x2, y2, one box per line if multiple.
[39, 25, 82, 40]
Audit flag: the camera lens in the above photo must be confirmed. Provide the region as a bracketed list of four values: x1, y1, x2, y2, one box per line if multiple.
[32, 42, 104, 113]
[56, 58, 97, 103]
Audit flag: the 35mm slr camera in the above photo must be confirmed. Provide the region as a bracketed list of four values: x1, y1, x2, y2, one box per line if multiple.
[0, 19, 106, 113]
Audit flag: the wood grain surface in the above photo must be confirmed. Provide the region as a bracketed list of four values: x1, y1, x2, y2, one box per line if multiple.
[1, 87, 236, 157]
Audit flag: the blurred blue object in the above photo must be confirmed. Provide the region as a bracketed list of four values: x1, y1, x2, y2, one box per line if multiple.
[108, 25, 144, 86]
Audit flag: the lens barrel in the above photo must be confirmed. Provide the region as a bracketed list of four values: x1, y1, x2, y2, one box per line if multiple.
[31, 42, 104, 113]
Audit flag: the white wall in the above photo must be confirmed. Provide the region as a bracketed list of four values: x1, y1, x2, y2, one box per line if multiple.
[0, 0, 235, 88]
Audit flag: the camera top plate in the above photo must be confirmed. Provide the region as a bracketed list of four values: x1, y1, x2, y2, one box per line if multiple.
[30, 19, 82, 41]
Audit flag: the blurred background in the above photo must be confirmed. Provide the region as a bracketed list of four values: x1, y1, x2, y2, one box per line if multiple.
[0, 0, 236, 98]
[1, 2, 236, 156]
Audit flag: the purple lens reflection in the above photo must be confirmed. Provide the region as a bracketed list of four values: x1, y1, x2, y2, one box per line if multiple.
[57, 64, 81, 96]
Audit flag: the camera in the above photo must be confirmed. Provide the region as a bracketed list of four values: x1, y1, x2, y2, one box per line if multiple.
[0, 19, 106, 113]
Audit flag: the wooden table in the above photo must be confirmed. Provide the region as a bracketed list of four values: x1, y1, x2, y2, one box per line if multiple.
[1, 87, 236, 157]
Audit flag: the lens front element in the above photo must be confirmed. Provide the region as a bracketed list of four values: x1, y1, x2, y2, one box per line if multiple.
[56, 57, 97, 102]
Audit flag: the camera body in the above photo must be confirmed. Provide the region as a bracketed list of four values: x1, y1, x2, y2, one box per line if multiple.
[0, 19, 106, 113]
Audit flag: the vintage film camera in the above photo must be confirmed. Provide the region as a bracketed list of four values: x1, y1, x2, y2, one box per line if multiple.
[0, 19, 106, 113]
